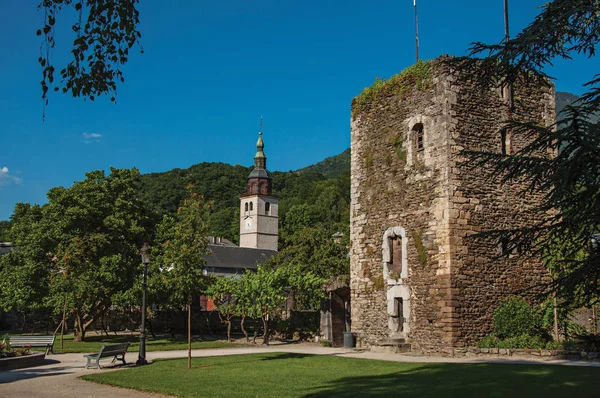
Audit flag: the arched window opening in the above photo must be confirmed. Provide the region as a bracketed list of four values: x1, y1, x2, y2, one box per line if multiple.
[249, 202, 253, 212]
[265, 202, 271, 215]
[413, 123, 424, 152]
[244, 202, 248, 213]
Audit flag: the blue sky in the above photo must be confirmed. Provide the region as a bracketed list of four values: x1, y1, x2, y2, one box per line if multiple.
[0, 0, 597, 220]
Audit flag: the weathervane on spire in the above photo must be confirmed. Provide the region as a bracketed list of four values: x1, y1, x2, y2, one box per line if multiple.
[259, 115, 263, 135]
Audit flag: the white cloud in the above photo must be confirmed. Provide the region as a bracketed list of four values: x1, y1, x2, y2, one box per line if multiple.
[0, 166, 23, 186]
[83, 132, 102, 143]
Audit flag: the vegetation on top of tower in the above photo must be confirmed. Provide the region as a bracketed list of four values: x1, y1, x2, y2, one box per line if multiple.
[351, 60, 432, 120]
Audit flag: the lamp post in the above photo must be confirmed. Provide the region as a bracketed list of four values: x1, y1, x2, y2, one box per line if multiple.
[137, 243, 150, 365]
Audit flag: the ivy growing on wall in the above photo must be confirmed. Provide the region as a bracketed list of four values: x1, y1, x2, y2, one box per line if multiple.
[411, 230, 428, 266]
[351, 60, 432, 119]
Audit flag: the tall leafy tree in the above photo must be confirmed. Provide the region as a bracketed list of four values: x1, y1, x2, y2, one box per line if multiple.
[268, 224, 349, 282]
[161, 188, 210, 369]
[0, 220, 11, 242]
[456, 0, 600, 302]
[0, 167, 149, 341]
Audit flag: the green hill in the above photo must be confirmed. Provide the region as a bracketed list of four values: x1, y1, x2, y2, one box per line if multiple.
[139, 160, 349, 246]
[556, 91, 599, 123]
[296, 148, 350, 179]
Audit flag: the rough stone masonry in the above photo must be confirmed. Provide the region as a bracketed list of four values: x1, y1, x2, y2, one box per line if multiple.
[349, 56, 555, 353]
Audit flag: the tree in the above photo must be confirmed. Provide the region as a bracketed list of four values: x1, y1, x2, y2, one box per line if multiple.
[457, 0, 600, 303]
[0, 221, 11, 242]
[37, 0, 142, 108]
[0, 167, 149, 341]
[206, 276, 238, 342]
[161, 188, 210, 369]
[241, 265, 324, 345]
[267, 224, 349, 282]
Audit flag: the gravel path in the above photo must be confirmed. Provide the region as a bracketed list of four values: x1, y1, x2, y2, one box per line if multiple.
[2, 342, 599, 397]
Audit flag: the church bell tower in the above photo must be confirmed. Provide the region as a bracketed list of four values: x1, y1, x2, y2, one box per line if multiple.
[239, 130, 279, 251]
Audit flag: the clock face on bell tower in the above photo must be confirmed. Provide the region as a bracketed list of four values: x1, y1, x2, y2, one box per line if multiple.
[244, 217, 253, 230]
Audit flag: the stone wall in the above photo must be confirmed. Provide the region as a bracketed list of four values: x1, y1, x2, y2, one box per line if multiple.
[350, 56, 554, 353]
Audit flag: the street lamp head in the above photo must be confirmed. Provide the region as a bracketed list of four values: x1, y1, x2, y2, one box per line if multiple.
[140, 243, 150, 265]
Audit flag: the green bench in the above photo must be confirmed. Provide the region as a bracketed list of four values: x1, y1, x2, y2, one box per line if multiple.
[4, 335, 55, 355]
[84, 342, 131, 369]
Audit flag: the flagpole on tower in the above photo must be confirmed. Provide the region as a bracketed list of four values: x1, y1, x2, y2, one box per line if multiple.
[414, 0, 419, 63]
[503, 0, 513, 111]
[503, 0, 510, 43]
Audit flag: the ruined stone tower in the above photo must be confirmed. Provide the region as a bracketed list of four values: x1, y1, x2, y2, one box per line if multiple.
[349, 56, 555, 353]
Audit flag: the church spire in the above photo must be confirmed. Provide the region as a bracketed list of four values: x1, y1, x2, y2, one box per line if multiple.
[246, 119, 272, 196]
[254, 131, 266, 169]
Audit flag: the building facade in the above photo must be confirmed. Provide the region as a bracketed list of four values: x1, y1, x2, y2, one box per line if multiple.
[349, 56, 555, 353]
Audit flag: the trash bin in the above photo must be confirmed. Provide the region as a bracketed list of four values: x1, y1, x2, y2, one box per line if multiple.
[343, 332, 355, 348]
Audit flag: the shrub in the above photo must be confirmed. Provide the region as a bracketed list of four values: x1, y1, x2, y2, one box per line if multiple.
[498, 335, 547, 349]
[493, 296, 541, 339]
[478, 335, 501, 348]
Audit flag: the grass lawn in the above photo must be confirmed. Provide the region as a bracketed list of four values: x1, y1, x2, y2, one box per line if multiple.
[20, 333, 237, 353]
[82, 352, 600, 397]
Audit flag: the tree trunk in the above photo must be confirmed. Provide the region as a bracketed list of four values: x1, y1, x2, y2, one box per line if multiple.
[553, 291, 560, 341]
[187, 303, 192, 370]
[253, 320, 260, 344]
[262, 316, 269, 346]
[593, 305, 598, 335]
[60, 296, 67, 349]
[100, 311, 109, 336]
[240, 314, 249, 342]
[148, 317, 157, 339]
[74, 313, 86, 342]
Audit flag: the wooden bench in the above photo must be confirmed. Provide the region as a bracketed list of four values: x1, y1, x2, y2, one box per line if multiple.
[83, 342, 131, 369]
[5, 335, 56, 355]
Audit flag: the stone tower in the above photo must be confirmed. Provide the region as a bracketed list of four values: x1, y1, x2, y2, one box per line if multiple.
[239, 131, 279, 251]
[349, 56, 555, 353]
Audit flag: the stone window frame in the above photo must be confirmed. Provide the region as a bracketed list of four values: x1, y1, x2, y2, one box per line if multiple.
[265, 202, 271, 215]
[382, 226, 408, 283]
[244, 202, 249, 214]
[413, 123, 424, 152]
[382, 226, 411, 337]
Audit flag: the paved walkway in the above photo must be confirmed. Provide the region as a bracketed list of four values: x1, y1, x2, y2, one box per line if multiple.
[1, 342, 599, 397]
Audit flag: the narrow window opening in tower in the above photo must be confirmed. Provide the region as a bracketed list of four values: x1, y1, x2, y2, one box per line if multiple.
[501, 130, 508, 155]
[245, 202, 248, 214]
[499, 236, 509, 256]
[249, 202, 253, 212]
[265, 202, 270, 215]
[413, 123, 424, 152]
[391, 237, 402, 276]
[393, 298, 404, 332]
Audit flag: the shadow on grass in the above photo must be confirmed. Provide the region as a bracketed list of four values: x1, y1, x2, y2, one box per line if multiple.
[301, 362, 600, 397]
[261, 352, 315, 361]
